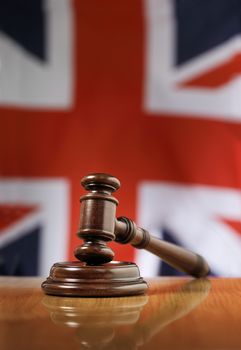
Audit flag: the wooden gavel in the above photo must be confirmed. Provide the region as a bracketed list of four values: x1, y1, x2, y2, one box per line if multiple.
[74, 173, 209, 278]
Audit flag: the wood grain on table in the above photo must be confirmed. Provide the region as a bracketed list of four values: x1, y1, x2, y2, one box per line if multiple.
[0, 277, 240, 350]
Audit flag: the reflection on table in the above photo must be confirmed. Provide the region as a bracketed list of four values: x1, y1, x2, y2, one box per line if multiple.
[1, 277, 241, 349]
[42, 278, 210, 349]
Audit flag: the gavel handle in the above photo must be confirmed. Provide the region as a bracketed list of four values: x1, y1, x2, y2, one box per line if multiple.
[115, 217, 210, 278]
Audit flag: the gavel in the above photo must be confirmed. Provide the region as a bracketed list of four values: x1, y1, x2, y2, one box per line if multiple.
[75, 173, 209, 277]
[42, 173, 209, 297]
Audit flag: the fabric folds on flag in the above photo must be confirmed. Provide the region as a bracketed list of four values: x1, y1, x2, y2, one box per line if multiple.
[1, 0, 241, 277]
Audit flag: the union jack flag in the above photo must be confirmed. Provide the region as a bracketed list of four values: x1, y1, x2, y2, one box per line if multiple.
[1, 0, 241, 277]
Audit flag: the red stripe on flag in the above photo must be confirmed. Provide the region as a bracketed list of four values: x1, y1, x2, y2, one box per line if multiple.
[180, 54, 241, 88]
[0, 205, 37, 231]
[221, 218, 241, 237]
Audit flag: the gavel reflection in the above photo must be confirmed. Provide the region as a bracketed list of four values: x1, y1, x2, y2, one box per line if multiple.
[42, 278, 211, 350]
[74, 173, 209, 278]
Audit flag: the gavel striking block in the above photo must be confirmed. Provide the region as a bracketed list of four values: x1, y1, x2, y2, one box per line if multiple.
[42, 173, 209, 297]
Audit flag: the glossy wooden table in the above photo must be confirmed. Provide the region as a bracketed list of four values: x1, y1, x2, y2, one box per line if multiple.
[0, 276, 241, 349]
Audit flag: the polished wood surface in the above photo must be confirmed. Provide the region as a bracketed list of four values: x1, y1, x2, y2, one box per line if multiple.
[1, 276, 241, 349]
[42, 261, 147, 297]
[115, 217, 209, 277]
[75, 173, 120, 265]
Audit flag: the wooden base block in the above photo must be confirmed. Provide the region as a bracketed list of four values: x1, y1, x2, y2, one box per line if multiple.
[41, 261, 148, 297]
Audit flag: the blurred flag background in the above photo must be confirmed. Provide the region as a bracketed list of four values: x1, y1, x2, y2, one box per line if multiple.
[1, 0, 241, 277]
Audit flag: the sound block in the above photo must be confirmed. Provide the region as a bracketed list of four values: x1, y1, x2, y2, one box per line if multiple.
[41, 261, 148, 297]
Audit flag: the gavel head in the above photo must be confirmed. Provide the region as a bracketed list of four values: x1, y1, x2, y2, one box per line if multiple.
[74, 173, 120, 265]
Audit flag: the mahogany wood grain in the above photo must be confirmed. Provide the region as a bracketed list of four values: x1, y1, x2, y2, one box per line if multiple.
[42, 261, 147, 297]
[115, 218, 209, 277]
[1, 277, 241, 350]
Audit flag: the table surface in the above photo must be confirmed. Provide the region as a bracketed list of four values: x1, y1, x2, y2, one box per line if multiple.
[0, 276, 241, 350]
